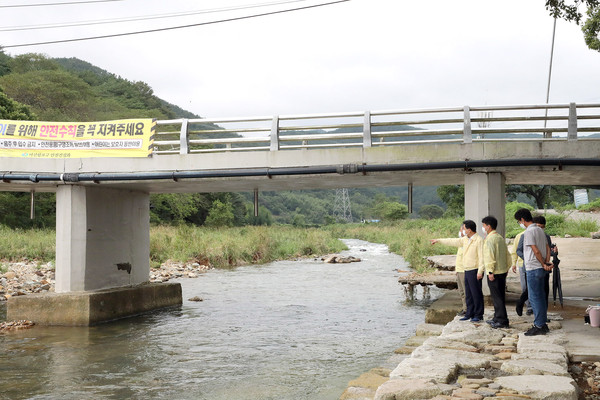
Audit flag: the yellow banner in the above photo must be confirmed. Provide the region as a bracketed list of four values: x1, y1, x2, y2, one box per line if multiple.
[0, 119, 155, 158]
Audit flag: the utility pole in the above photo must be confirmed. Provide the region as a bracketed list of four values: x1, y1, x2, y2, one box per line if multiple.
[544, 18, 557, 138]
[333, 188, 353, 223]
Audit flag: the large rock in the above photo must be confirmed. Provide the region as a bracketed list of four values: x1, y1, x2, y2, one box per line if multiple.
[389, 357, 458, 383]
[3, 271, 16, 280]
[339, 386, 374, 400]
[390, 346, 494, 383]
[494, 375, 578, 400]
[374, 378, 447, 400]
[425, 291, 463, 324]
[421, 336, 480, 352]
[426, 255, 457, 271]
[500, 358, 570, 376]
[347, 372, 389, 390]
[511, 351, 568, 367]
[411, 346, 495, 369]
[415, 323, 444, 337]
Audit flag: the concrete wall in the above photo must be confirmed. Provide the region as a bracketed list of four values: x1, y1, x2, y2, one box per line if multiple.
[56, 185, 150, 292]
[464, 173, 506, 237]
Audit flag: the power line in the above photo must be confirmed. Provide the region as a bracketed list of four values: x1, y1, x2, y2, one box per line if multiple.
[0, 0, 308, 32]
[0, 0, 123, 8]
[2, 0, 350, 49]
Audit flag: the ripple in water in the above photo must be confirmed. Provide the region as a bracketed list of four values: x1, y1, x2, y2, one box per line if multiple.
[0, 239, 443, 400]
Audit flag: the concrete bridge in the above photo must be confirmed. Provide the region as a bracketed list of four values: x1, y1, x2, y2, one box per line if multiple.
[4, 102, 600, 324]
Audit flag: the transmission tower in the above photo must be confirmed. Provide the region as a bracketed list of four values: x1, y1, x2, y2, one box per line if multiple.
[333, 188, 353, 222]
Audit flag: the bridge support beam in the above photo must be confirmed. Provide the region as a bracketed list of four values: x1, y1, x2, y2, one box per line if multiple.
[464, 172, 506, 237]
[464, 172, 505, 297]
[55, 185, 151, 292]
[8, 185, 182, 325]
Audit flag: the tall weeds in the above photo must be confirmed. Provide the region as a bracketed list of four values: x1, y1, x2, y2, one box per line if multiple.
[149, 225, 346, 268]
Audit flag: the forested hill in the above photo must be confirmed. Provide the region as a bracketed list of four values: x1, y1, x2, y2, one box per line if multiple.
[0, 51, 452, 229]
[0, 53, 188, 121]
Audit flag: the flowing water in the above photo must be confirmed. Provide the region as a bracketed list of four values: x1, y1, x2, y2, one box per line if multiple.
[0, 239, 442, 400]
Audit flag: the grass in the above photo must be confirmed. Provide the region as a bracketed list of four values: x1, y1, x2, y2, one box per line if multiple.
[0, 225, 55, 262]
[149, 225, 347, 269]
[0, 212, 598, 273]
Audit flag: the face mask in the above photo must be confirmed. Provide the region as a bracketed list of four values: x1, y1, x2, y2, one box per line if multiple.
[462, 229, 467, 237]
[519, 223, 526, 229]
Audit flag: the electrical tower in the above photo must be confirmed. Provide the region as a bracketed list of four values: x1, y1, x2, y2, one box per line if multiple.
[333, 188, 353, 223]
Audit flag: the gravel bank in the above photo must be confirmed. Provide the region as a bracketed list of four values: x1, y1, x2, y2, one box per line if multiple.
[0, 259, 212, 301]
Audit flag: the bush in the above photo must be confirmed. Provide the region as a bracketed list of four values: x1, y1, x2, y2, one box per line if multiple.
[374, 201, 409, 221]
[419, 204, 445, 220]
[204, 200, 234, 227]
[578, 198, 600, 212]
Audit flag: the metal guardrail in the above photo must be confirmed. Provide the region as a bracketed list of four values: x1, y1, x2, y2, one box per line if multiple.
[154, 103, 600, 155]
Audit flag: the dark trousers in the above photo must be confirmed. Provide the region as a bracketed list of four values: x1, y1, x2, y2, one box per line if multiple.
[518, 270, 551, 312]
[464, 269, 484, 319]
[544, 271, 550, 309]
[487, 272, 509, 326]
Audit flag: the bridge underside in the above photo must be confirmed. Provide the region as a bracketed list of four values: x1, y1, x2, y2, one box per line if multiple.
[0, 166, 596, 194]
[1, 140, 600, 193]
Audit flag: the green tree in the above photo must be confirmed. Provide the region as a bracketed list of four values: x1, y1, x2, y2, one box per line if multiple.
[205, 200, 234, 227]
[0, 85, 35, 120]
[419, 204, 445, 220]
[245, 204, 273, 226]
[0, 192, 56, 228]
[506, 185, 574, 209]
[291, 213, 307, 227]
[0, 69, 97, 120]
[437, 185, 464, 217]
[373, 201, 409, 221]
[545, 0, 600, 51]
[0, 48, 11, 77]
[150, 193, 202, 225]
[8, 53, 60, 74]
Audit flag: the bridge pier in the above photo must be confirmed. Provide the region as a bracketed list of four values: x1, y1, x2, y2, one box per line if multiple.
[464, 172, 506, 237]
[464, 172, 506, 297]
[8, 185, 182, 325]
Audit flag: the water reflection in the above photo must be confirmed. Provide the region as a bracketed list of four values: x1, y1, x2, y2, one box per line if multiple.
[0, 239, 443, 400]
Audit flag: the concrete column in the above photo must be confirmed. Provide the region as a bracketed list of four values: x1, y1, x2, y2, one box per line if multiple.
[55, 185, 150, 293]
[464, 172, 506, 237]
[464, 172, 505, 298]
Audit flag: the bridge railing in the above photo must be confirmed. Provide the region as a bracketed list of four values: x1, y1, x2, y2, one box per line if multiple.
[154, 103, 600, 155]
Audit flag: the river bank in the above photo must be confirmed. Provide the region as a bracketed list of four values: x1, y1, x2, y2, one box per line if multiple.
[341, 288, 600, 399]
[340, 235, 600, 399]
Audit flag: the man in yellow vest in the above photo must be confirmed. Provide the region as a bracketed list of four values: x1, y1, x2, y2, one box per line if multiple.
[480, 215, 512, 329]
[510, 228, 531, 316]
[431, 220, 485, 322]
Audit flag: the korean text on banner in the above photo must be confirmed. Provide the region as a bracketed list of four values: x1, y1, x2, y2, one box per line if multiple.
[0, 119, 156, 158]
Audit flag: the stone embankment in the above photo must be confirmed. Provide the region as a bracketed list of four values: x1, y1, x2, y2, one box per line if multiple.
[342, 306, 597, 400]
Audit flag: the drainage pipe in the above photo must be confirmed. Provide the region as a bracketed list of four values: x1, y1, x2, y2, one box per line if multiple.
[0, 158, 599, 184]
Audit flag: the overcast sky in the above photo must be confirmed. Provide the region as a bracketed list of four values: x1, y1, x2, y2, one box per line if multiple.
[2, 0, 600, 119]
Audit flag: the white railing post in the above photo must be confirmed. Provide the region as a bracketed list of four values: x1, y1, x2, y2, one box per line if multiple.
[568, 102, 578, 141]
[463, 106, 472, 143]
[363, 111, 372, 148]
[179, 119, 189, 154]
[270, 116, 280, 151]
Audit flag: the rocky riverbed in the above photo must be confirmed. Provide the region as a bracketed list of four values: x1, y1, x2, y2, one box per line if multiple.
[0, 259, 213, 301]
[0, 253, 356, 301]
